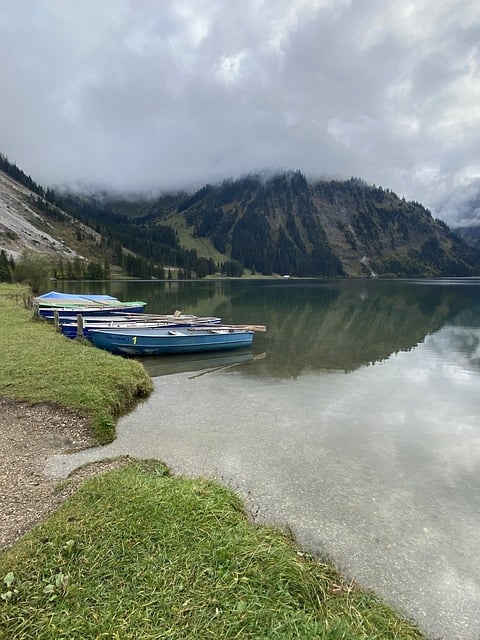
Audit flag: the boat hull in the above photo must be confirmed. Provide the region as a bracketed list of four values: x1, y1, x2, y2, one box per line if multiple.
[90, 327, 254, 356]
[60, 316, 222, 340]
[39, 303, 146, 320]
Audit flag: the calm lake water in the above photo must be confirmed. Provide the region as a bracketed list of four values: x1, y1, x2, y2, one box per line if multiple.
[48, 278, 480, 640]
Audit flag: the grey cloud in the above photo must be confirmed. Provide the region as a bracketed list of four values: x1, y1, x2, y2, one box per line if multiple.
[0, 0, 479, 225]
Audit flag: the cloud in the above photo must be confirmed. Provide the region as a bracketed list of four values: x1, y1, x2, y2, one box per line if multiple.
[1, 0, 480, 224]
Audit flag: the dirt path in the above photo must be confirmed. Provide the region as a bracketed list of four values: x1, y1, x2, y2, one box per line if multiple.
[0, 398, 124, 549]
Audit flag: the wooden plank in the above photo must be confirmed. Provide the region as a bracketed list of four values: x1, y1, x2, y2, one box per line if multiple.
[187, 324, 266, 332]
[224, 325, 266, 332]
[111, 312, 197, 321]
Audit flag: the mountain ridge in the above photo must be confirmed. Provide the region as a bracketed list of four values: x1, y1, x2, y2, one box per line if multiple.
[1, 154, 479, 279]
[72, 171, 479, 277]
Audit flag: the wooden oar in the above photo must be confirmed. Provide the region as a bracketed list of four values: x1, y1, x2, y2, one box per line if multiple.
[188, 352, 267, 379]
[101, 311, 209, 322]
[187, 324, 266, 332]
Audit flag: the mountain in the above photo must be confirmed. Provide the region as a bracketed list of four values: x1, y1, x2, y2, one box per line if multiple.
[169, 172, 480, 277]
[59, 171, 480, 278]
[0, 169, 78, 262]
[1, 154, 479, 279]
[0, 155, 109, 267]
[454, 226, 480, 251]
[436, 179, 480, 250]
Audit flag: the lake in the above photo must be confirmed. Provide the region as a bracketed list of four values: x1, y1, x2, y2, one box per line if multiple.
[47, 278, 480, 640]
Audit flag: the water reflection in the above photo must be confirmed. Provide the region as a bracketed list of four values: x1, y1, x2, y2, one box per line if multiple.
[50, 279, 480, 639]
[64, 278, 480, 376]
[135, 350, 262, 378]
[47, 322, 480, 640]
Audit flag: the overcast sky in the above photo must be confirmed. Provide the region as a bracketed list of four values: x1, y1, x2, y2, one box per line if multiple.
[1, 0, 479, 225]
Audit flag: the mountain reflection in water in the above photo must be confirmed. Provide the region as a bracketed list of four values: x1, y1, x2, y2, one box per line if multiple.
[53, 278, 480, 640]
[65, 278, 480, 376]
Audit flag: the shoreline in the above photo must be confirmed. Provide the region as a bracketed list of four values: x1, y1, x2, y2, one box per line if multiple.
[0, 284, 427, 638]
[0, 397, 128, 549]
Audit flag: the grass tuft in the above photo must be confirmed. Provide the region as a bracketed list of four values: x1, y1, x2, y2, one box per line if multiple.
[0, 284, 153, 443]
[0, 462, 425, 640]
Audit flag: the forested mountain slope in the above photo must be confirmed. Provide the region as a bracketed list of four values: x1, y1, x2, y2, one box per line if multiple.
[66, 172, 479, 277]
[2, 151, 479, 279]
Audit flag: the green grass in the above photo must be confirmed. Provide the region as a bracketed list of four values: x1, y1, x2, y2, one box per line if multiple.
[0, 284, 153, 443]
[164, 214, 227, 263]
[0, 461, 425, 640]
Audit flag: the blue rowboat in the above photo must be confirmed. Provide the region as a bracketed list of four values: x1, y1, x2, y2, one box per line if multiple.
[60, 315, 222, 340]
[89, 326, 255, 356]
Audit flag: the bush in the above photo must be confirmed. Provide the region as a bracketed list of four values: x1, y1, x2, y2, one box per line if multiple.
[13, 249, 53, 294]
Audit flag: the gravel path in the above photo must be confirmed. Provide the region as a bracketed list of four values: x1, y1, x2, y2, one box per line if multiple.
[0, 397, 125, 549]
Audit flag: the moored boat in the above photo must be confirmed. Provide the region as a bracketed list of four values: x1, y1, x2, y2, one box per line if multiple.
[89, 326, 257, 356]
[60, 314, 222, 340]
[33, 291, 147, 319]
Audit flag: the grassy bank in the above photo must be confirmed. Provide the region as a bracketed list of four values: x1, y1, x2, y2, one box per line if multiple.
[0, 284, 152, 443]
[0, 461, 424, 640]
[0, 283, 425, 639]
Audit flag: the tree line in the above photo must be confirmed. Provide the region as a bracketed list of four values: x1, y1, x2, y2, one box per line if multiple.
[0, 248, 113, 293]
